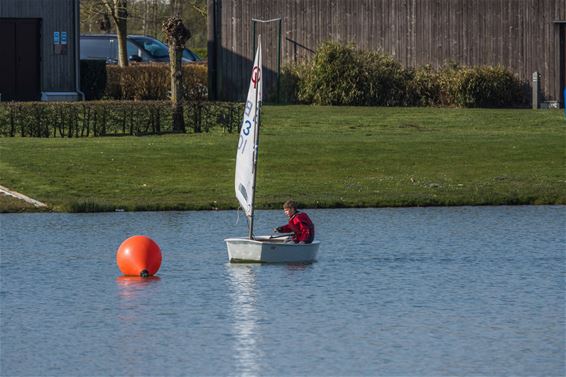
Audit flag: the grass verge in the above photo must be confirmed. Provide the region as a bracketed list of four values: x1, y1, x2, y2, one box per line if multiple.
[0, 194, 48, 213]
[0, 106, 564, 212]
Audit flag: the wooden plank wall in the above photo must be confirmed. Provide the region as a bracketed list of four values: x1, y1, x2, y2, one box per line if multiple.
[210, 0, 566, 103]
[1, 0, 77, 93]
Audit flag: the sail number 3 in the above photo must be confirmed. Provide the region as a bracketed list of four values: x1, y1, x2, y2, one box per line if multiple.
[238, 121, 252, 153]
[238, 100, 255, 153]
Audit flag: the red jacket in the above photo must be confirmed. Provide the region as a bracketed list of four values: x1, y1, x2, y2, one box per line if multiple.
[277, 211, 315, 243]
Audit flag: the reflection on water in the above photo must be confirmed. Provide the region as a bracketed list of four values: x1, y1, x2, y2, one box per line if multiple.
[227, 265, 263, 376]
[116, 276, 161, 296]
[114, 276, 163, 376]
[285, 263, 309, 271]
[115, 276, 161, 318]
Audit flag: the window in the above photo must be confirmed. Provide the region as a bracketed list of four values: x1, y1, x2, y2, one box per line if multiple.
[127, 41, 142, 58]
[130, 36, 169, 58]
[80, 38, 115, 60]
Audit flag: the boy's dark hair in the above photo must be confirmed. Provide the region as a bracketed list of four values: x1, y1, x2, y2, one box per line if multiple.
[283, 200, 297, 210]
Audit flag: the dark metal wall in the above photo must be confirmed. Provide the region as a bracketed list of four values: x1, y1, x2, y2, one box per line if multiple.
[1, 0, 77, 96]
[208, 0, 566, 103]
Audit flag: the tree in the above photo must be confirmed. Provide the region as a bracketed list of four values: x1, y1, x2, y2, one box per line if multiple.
[80, 0, 106, 32]
[80, 1, 207, 51]
[101, 0, 129, 67]
[163, 17, 191, 132]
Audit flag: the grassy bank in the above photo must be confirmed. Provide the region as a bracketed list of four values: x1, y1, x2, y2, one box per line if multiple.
[0, 106, 564, 212]
[0, 194, 45, 213]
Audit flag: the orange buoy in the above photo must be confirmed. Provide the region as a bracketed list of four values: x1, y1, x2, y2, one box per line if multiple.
[116, 235, 162, 277]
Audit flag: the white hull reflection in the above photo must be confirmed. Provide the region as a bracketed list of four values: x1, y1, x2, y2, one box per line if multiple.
[228, 265, 263, 376]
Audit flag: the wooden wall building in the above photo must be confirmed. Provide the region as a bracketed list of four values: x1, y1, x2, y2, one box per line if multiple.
[208, 0, 566, 106]
[1, 0, 82, 101]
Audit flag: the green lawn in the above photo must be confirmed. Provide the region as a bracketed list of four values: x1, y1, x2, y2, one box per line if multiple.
[0, 106, 564, 212]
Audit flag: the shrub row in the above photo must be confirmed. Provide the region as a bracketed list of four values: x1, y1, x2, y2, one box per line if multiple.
[0, 101, 242, 137]
[80, 60, 208, 101]
[281, 42, 527, 107]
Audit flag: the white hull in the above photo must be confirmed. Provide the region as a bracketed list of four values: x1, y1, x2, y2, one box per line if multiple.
[225, 236, 320, 263]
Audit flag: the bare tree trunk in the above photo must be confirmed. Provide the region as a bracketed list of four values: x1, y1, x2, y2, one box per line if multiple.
[169, 44, 184, 132]
[102, 0, 129, 67]
[142, 0, 148, 35]
[170, 0, 183, 17]
[115, 0, 128, 67]
[163, 17, 191, 133]
[152, 0, 158, 37]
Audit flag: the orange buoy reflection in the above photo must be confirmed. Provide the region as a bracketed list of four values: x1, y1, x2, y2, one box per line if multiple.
[116, 235, 162, 276]
[115, 275, 161, 286]
[115, 276, 161, 299]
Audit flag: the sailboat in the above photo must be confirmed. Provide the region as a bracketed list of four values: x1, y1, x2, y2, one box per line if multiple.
[224, 36, 320, 263]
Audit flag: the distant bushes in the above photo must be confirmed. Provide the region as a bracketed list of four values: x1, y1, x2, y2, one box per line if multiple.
[0, 101, 242, 137]
[79, 45, 524, 107]
[406, 65, 445, 106]
[297, 42, 410, 106]
[281, 42, 527, 107]
[80, 62, 208, 101]
[445, 65, 526, 107]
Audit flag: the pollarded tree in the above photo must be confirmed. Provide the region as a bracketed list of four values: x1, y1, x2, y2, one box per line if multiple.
[162, 17, 191, 132]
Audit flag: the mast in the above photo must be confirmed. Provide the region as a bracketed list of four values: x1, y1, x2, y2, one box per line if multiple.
[248, 36, 261, 239]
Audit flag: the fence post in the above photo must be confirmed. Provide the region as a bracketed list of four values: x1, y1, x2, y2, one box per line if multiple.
[532, 72, 540, 110]
[277, 18, 282, 103]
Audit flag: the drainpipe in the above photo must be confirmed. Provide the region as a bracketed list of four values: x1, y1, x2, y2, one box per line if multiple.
[74, 0, 85, 100]
[532, 72, 539, 110]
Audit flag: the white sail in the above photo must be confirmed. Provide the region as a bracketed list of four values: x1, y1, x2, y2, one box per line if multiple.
[235, 37, 262, 218]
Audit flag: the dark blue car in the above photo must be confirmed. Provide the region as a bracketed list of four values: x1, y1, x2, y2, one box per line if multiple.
[80, 34, 200, 64]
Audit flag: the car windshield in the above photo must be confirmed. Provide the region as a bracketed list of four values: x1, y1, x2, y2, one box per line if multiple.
[130, 36, 169, 58]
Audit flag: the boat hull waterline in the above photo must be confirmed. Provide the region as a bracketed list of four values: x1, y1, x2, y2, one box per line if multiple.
[225, 237, 320, 263]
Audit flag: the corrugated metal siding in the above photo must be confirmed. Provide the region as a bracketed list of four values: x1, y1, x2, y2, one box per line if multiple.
[1, 0, 77, 93]
[209, 0, 566, 102]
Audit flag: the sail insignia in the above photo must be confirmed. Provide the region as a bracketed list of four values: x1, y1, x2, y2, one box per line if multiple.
[238, 183, 248, 201]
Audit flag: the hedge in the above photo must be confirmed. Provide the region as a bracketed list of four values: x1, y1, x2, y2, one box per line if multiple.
[104, 63, 208, 101]
[0, 101, 242, 137]
[80, 61, 208, 101]
[282, 42, 527, 107]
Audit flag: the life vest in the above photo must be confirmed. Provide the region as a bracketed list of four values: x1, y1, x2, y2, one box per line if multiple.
[289, 211, 315, 243]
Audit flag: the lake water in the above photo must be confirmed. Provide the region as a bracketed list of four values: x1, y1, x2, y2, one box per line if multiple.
[0, 206, 564, 376]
